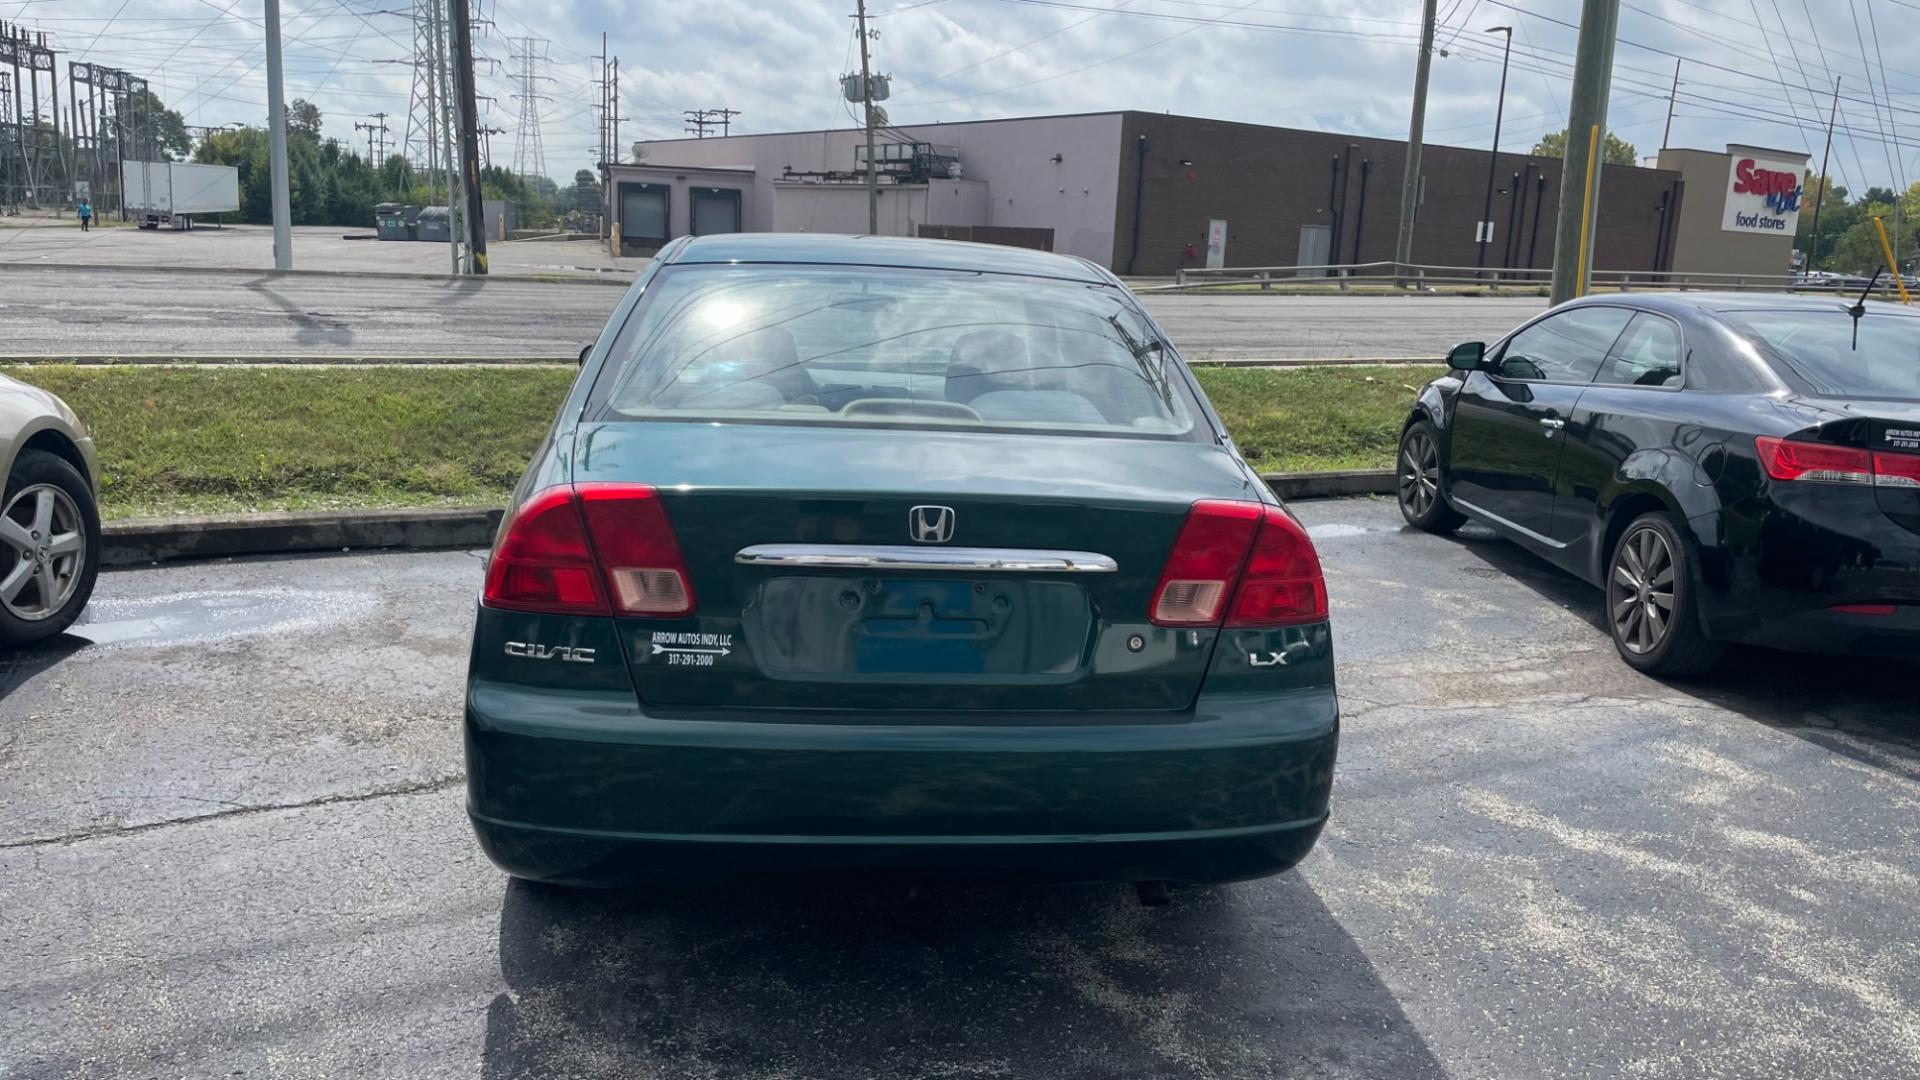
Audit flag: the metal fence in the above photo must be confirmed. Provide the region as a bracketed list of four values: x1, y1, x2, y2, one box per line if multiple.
[1153, 262, 1908, 297]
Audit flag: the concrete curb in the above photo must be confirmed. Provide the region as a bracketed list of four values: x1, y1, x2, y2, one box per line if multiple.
[1261, 469, 1395, 500]
[0, 259, 634, 287]
[100, 478, 1390, 566]
[102, 506, 503, 567]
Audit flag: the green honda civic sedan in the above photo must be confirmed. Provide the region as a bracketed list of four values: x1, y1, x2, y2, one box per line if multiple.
[465, 234, 1338, 894]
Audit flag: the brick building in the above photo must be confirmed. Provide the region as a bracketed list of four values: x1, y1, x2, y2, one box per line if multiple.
[607, 111, 1788, 280]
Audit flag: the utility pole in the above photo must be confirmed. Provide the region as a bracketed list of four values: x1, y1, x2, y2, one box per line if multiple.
[609, 58, 621, 163]
[1548, 0, 1621, 306]
[354, 112, 390, 166]
[1661, 59, 1680, 150]
[1476, 26, 1513, 271]
[1808, 77, 1841, 273]
[450, 0, 487, 274]
[1395, 0, 1437, 283]
[593, 32, 608, 170]
[264, 0, 292, 270]
[855, 0, 877, 233]
[479, 125, 505, 169]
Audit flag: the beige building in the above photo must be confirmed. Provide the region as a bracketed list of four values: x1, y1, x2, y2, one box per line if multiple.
[1657, 144, 1810, 281]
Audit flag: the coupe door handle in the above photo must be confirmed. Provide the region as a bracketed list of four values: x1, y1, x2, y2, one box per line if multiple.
[1539, 418, 1567, 431]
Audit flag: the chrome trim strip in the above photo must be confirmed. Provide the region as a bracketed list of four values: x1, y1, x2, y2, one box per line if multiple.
[1449, 497, 1570, 550]
[735, 544, 1119, 573]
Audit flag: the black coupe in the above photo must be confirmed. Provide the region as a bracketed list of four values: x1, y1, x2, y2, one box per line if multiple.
[1400, 293, 1920, 674]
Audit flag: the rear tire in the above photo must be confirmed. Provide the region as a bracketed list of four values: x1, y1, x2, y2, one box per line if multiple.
[1396, 420, 1466, 534]
[1605, 512, 1722, 676]
[0, 450, 101, 648]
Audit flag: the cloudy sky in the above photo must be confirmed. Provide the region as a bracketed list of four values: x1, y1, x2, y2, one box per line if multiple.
[6, 0, 1918, 194]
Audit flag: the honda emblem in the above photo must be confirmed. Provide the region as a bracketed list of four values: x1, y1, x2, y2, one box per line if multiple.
[909, 505, 955, 543]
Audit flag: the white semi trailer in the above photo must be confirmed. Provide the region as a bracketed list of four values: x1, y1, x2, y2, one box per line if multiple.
[119, 162, 241, 230]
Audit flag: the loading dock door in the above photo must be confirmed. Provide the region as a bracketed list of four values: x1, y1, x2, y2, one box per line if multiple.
[619, 183, 669, 249]
[691, 188, 742, 235]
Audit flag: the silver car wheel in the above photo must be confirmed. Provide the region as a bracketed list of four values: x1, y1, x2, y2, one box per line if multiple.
[1609, 525, 1676, 656]
[0, 483, 87, 622]
[1399, 430, 1441, 519]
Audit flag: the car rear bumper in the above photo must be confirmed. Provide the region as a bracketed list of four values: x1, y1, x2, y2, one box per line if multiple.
[464, 682, 1337, 886]
[1720, 603, 1920, 658]
[1703, 492, 1920, 656]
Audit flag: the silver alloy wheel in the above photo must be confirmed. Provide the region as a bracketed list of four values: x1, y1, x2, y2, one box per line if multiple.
[0, 483, 87, 622]
[1399, 430, 1441, 519]
[1609, 525, 1677, 655]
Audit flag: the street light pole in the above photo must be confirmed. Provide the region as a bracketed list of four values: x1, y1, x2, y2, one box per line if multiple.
[1476, 26, 1513, 271]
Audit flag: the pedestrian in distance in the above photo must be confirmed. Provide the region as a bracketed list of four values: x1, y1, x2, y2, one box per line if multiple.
[77, 199, 93, 232]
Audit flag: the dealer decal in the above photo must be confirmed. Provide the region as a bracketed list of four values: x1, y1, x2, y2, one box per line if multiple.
[650, 630, 734, 667]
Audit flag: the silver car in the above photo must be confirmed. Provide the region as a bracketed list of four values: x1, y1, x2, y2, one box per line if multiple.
[0, 373, 100, 646]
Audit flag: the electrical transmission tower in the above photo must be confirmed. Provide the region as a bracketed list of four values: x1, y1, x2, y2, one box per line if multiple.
[510, 37, 550, 180]
[354, 113, 391, 167]
[402, 0, 443, 173]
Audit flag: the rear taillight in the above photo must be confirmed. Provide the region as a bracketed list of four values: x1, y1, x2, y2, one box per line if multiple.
[1226, 507, 1330, 628]
[482, 483, 695, 617]
[576, 483, 696, 616]
[1755, 436, 1920, 488]
[482, 487, 607, 614]
[1151, 500, 1328, 628]
[1874, 451, 1920, 489]
[1755, 436, 1874, 485]
[1151, 500, 1263, 626]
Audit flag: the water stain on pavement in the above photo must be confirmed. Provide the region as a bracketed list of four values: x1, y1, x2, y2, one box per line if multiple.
[68, 587, 377, 648]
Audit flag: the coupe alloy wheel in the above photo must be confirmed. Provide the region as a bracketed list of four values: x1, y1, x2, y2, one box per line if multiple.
[1399, 431, 1441, 520]
[1609, 525, 1676, 655]
[0, 483, 87, 622]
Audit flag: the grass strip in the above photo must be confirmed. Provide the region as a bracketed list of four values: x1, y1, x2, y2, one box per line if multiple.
[4, 364, 1438, 519]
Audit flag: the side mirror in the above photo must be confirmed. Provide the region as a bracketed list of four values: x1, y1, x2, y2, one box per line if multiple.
[1446, 341, 1486, 371]
[578, 344, 593, 367]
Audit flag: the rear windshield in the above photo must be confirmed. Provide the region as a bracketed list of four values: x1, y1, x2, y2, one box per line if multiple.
[1727, 308, 1920, 400]
[587, 264, 1202, 438]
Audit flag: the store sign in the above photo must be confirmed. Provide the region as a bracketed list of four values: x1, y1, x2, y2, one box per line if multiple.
[1722, 152, 1806, 234]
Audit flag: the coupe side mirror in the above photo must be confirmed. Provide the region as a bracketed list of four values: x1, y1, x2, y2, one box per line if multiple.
[1446, 341, 1486, 371]
[578, 344, 593, 367]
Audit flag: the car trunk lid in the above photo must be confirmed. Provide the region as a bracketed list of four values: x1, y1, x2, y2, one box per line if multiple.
[573, 421, 1264, 712]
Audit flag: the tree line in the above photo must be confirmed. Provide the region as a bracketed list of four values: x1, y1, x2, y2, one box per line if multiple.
[1793, 178, 1920, 275]
[186, 99, 598, 231]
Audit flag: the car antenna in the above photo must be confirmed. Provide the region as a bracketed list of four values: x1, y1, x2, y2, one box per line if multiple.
[1849, 266, 1884, 350]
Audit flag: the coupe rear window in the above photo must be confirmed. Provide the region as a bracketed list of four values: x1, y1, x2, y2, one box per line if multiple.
[587, 264, 1200, 438]
[1728, 309, 1920, 400]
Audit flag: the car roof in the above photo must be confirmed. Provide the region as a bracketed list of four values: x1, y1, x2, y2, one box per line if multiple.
[661, 233, 1112, 284]
[1565, 291, 1920, 319]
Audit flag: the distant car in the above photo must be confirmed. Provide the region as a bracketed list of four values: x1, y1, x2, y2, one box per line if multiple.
[464, 234, 1337, 892]
[0, 374, 100, 646]
[1399, 294, 1919, 674]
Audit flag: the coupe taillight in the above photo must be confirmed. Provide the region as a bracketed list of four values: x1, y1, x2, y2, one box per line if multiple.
[1151, 500, 1328, 628]
[1756, 436, 1920, 488]
[483, 483, 695, 617]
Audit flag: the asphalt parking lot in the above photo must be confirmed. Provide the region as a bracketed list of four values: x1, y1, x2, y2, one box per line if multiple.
[3, 496, 1916, 1079]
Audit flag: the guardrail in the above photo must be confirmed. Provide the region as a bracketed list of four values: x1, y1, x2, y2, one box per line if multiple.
[1155, 262, 1911, 296]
